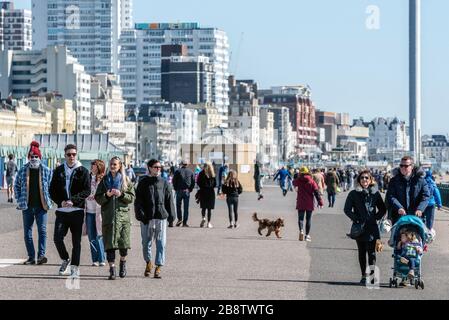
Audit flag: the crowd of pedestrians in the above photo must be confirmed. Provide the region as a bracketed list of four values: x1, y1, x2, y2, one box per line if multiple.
[3, 143, 446, 286]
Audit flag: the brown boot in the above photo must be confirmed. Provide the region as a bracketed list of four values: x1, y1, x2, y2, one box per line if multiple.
[154, 266, 162, 279]
[144, 261, 153, 277]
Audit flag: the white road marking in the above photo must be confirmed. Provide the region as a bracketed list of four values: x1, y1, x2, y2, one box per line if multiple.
[0, 259, 26, 268]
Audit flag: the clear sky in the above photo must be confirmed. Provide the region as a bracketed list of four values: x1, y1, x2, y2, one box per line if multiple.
[12, 0, 449, 135]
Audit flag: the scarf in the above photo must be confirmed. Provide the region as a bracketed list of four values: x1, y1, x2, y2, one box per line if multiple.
[105, 172, 122, 191]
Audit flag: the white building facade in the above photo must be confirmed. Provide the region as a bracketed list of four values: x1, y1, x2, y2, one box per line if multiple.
[0, 45, 91, 133]
[0, 1, 32, 51]
[32, 0, 133, 75]
[119, 22, 229, 121]
[367, 117, 409, 152]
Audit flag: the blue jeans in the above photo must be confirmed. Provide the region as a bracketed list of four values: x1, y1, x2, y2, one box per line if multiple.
[423, 206, 435, 230]
[408, 257, 417, 272]
[176, 190, 190, 223]
[85, 212, 105, 264]
[22, 207, 48, 259]
[140, 220, 167, 266]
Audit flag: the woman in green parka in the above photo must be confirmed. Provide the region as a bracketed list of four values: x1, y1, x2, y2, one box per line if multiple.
[95, 156, 135, 280]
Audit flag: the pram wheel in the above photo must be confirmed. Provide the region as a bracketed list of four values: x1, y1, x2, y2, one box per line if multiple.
[415, 279, 424, 290]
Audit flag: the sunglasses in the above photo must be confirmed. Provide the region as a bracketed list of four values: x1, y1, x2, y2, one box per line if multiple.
[360, 176, 370, 180]
[400, 164, 412, 168]
[66, 153, 77, 157]
[152, 166, 162, 169]
[30, 155, 39, 159]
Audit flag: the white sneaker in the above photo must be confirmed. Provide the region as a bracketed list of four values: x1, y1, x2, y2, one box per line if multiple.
[207, 222, 213, 228]
[99, 262, 106, 267]
[70, 265, 80, 278]
[200, 218, 206, 228]
[305, 235, 312, 242]
[58, 259, 71, 276]
[92, 262, 100, 267]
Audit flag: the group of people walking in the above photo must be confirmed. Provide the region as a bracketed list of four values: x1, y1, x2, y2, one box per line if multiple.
[12, 141, 247, 280]
[13, 141, 174, 280]
[8, 141, 444, 286]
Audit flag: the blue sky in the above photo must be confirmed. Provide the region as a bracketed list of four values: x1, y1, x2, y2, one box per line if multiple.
[13, 0, 449, 135]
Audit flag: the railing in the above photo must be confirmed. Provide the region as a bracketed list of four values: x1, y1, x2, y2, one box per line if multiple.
[438, 184, 449, 207]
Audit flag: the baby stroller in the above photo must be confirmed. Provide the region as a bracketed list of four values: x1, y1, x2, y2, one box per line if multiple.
[387, 216, 430, 290]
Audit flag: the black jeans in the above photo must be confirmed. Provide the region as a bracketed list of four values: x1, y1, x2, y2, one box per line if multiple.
[54, 210, 84, 266]
[201, 208, 212, 222]
[327, 192, 336, 207]
[106, 249, 128, 263]
[298, 210, 313, 235]
[226, 196, 239, 223]
[356, 240, 376, 276]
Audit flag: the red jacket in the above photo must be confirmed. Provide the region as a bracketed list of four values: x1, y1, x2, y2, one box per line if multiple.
[293, 174, 324, 211]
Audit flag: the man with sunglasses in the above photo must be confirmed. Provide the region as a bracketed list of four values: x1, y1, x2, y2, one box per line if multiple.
[386, 156, 430, 225]
[50, 144, 90, 278]
[134, 159, 175, 279]
[15, 141, 53, 265]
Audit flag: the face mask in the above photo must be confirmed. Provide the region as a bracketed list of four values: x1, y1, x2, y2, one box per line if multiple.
[29, 158, 41, 169]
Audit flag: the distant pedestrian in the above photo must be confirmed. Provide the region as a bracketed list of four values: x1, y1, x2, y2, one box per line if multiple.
[325, 169, 339, 207]
[344, 170, 386, 285]
[312, 168, 325, 196]
[423, 169, 442, 230]
[197, 162, 217, 228]
[293, 167, 324, 242]
[126, 164, 136, 183]
[83, 160, 106, 267]
[173, 160, 195, 227]
[273, 166, 292, 197]
[50, 144, 90, 277]
[95, 156, 135, 280]
[134, 159, 175, 279]
[5, 154, 18, 203]
[222, 170, 243, 229]
[217, 163, 229, 195]
[386, 156, 430, 225]
[14, 142, 53, 265]
[254, 161, 264, 200]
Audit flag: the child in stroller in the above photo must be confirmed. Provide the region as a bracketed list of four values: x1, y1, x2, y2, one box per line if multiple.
[396, 230, 423, 283]
[388, 216, 429, 290]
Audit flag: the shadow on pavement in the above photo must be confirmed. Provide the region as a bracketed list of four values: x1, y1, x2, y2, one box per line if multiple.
[238, 278, 390, 288]
[307, 246, 358, 252]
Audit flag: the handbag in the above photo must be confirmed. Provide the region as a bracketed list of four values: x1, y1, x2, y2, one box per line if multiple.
[349, 221, 365, 240]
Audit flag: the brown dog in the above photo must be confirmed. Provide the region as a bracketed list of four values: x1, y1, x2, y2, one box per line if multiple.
[252, 213, 284, 239]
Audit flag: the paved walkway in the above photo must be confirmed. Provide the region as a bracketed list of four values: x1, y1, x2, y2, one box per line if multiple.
[0, 186, 448, 300]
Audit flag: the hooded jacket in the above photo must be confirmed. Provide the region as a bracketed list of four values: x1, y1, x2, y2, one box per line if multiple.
[50, 161, 90, 210]
[293, 174, 323, 211]
[386, 167, 430, 217]
[344, 184, 386, 242]
[425, 170, 442, 208]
